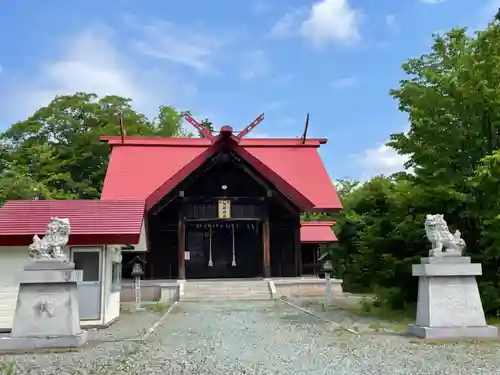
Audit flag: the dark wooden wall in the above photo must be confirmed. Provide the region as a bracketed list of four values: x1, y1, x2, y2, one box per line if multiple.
[268, 199, 301, 277]
[144, 148, 302, 280]
[145, 200, 179, 279]
[301, 243, 321, 276]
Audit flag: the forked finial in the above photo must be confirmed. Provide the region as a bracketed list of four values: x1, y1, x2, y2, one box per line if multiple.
[236, 113, 265, 139]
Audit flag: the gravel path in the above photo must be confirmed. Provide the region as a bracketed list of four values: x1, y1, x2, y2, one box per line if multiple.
[2, 301, 500, 374]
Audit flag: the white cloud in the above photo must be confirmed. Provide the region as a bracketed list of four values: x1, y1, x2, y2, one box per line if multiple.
[354, 123, 412, 178]
[385, 14, 397, 30]
[126, 16, 223, 74]
[301, 0, 361, 46]
[240, 49, 271, 81]
[0, 25, 197, 123]
[356, 144, 409, 177]
[270, 10, 303, 38]
[270, 0, 361, 46]
[331, 76, 358, 90]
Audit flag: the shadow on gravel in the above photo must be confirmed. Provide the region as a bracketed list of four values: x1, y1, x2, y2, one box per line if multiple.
[279, 312, 321, 325]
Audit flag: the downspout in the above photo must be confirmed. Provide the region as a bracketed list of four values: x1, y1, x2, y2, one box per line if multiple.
[101, 245, 107, 324]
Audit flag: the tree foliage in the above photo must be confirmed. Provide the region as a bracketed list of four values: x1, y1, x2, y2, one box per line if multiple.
[315, 16, 500, 315]
[0, 93, 194, 201]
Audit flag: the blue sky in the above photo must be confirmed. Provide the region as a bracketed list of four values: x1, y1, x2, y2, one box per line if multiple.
[0, 0, 496, 180]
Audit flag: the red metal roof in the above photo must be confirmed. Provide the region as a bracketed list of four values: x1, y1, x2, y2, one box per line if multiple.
[0, 200, 145, 246]
[300, 221, 337, 243]
[101, 145, 206, 202]
[100, 135, 342, 212]
[100, 136, 327, 147]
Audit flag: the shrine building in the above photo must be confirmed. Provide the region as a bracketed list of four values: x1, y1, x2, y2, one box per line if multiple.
[0, 113, 341, 329]
[100, 114, 342, 280]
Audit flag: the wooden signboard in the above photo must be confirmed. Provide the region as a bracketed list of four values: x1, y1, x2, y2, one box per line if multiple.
[218, 200, 231, 219]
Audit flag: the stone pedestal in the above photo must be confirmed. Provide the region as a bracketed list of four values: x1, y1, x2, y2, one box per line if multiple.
[0, 260, 87, 352]
[408, 256, 498, 340]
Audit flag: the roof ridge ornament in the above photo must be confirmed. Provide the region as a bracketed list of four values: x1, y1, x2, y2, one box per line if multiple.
[182, 112, 266, 143]
[301, 113, 310, 144]
[236, 113, 265, 139]
[182, 112, 215, 141]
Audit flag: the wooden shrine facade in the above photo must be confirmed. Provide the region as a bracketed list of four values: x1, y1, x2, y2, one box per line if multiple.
[145, 148, 301, 280]
[101, 112, 342, 281]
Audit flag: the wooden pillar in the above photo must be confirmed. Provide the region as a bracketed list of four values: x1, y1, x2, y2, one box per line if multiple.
[178, 218, 186, 280]
[262, 217, 271, 278]
[294, 224, 302, 277]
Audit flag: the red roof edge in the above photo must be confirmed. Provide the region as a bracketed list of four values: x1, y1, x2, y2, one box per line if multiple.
[235, 145, 315, 211]
[300, 221, 337, 243]
[0, 233, 141, 247]
[145, 139, 316, 212]
[99, 136, 327, 147]
[145, 145, 220, 211]
[300, 221, 336, 226]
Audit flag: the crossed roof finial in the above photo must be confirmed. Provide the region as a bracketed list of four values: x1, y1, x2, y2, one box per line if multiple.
[182, 112, 265, 142]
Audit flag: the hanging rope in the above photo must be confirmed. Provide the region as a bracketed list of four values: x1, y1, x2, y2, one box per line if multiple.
[208, 225, 213, 267]
[232, 223, 236, 266]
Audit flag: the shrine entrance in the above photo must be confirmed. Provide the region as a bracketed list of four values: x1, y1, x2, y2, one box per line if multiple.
[185, 220, 263, 279]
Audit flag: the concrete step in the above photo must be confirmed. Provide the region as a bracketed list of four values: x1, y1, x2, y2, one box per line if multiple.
[182, 292, 270, 297]
[184, 289, 269, 294]
[181, 295, 272, 301]
[181, 298, 272, 302]
[181, 280, 272, 301]
[184, 284, 269, 290]
[185, 283, 268, 288]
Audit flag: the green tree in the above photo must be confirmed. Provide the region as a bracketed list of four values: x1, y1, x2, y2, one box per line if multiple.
[153, 106, 193, 137]
[0, 160, 53, 204]
[333, 14, 500, 314]
[0, 93, 190, 202]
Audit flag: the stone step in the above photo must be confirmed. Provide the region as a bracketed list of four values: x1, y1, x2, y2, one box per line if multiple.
[181, 296, 272, 301]
[182, 280, 271, 301]
[184, 285, 269, 290]
[185, 283, 268, 288]
[184, 293, 270, 298]
[184, 291, 270, 296]
[184, 289, 269, 294]
[184, 286, 269, 291]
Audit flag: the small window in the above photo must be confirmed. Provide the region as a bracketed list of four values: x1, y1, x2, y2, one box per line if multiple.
[111, 262, 122, 291]
[73, 251, 100, 282]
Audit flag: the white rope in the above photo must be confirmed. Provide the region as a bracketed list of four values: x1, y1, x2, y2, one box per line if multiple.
[208, 225, 213, 267]
[232, 223, 236, 266]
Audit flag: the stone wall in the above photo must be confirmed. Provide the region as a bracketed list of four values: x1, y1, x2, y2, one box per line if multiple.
[120, 278, 343, 302]
[120, 280, 178, 302]
[273, 278, 343, 298]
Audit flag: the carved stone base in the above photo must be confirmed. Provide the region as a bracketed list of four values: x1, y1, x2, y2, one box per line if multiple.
[408, 256, 498, 340]
[0, 332, 87, 352]
[0, 261, 88, 352]
[428, 250, 462, 257]
[408, 324, 497, 340]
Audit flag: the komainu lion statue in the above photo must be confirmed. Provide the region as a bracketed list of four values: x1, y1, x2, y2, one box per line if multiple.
[28, 217, 71, 260]
[425, 214, 465, 257]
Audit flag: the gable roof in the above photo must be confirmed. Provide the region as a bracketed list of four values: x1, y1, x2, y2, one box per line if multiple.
[300, 221, 337, 243]
[0, 200, 145, 246]
[100, 134, 342, 212]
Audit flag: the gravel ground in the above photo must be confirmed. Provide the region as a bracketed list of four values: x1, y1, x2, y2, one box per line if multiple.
[86, 308, 165, 342]
[1, 300, 500, 374]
